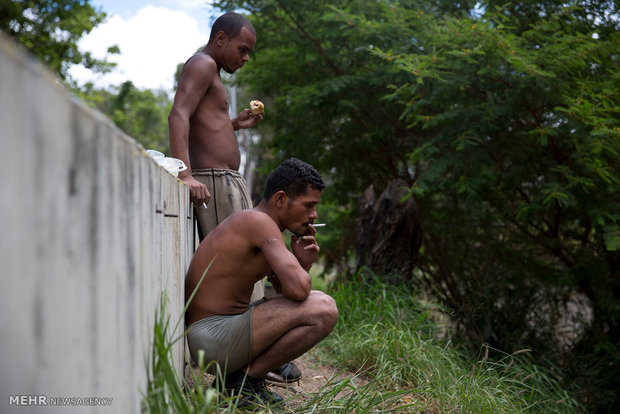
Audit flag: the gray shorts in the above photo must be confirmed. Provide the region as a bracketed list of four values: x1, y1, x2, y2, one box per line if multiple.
[192, 168, 252, 235]
[186, 307, 255, 374]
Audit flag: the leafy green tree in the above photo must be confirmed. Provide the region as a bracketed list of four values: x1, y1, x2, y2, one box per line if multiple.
[214, 0, 448, 271]
[215, 0, 619, 410]
[0, 0, 117, 80]
[215, 0, 421, 192]
[369, 3, 619, 410]
[0, 0, 171, 152]
[76, 81, 172, 152]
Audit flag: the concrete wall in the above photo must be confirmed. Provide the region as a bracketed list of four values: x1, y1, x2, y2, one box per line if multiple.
[0, 33, 193, 412]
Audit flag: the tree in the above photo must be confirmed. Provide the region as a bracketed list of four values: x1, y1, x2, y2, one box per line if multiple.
[0, 1, 172, 152]
[215, 0, 620, 410]
[371, 2, 619, 409]
[215, 0, 424, 190]
[75, 81, 172, 152]
[0, 0, 117, 80]
[214, 0, 452, 272]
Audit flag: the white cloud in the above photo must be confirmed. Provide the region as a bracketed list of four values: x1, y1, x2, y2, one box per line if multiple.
[161, 0, 208, 10]
[69, 6, 208, 91]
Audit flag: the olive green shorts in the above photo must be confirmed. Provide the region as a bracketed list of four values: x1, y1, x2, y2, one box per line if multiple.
[192, 168, 252, 235]
[186, 298, 268, 374]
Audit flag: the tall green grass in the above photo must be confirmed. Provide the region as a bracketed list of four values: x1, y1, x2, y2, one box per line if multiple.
[142, 292, 237, 413]
[318, 272, 582, 413]
[142, 263, 243, 413]
[141, 270, 581, 413]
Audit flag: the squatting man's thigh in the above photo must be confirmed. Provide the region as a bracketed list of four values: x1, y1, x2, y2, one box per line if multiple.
[250, 290, 338, 357]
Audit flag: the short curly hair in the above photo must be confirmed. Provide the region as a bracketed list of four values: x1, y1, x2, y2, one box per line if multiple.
[263, 158, 326, 200]
[208, 12, 255, 44]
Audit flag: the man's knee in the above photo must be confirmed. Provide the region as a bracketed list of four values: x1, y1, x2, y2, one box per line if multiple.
[310, 291, 338, 332]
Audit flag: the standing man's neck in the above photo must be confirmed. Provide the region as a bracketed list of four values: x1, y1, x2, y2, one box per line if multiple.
[203, 44, 221, 72]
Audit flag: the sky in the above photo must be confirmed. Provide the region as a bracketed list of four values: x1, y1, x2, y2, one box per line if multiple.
[68, 0, 218, 92]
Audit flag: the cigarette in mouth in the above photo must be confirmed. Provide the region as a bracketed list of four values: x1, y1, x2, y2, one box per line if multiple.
[313, 223, 326, 227]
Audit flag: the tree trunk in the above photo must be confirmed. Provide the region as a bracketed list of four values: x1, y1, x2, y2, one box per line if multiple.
[355, 179, 422, 282]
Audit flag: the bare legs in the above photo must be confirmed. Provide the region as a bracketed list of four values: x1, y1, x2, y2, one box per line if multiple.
[246, 290, 338, 378]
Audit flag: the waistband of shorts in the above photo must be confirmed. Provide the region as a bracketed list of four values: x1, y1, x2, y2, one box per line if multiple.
[192, 168, 243, 178]
[188, 308, 251, 331]
[187, 301, 263, 331]
[187, 314, 231, 332]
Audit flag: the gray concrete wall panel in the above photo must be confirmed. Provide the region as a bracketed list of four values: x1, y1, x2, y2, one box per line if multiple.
[0, 33, 192, 413]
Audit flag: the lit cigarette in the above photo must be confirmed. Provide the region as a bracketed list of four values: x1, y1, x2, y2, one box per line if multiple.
[313, 223, 326, 227]
[202, 203, 208, 209]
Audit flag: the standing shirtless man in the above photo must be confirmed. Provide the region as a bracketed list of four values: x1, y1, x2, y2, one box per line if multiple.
[169, 12, 260, 238]
[185, 159, 338, 406]
[169, 13, 267, 298]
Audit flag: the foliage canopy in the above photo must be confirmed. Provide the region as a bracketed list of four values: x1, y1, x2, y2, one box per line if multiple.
[214, 0, 620, 410]
[0, 0, 117, 80]
[0, 0, 171, 152]
[75, 81, 172, 152]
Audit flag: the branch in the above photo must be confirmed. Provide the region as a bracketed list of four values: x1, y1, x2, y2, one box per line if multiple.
[274, 0, 345, 76]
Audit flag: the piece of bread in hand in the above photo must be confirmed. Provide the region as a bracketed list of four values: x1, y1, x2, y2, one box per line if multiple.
[250, 100, 264, 115]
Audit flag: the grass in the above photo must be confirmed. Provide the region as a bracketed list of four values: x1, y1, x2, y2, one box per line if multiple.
[141, 270, 581, 413]
[317, 272, 582, 413]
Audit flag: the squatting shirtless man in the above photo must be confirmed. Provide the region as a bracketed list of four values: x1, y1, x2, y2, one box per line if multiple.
[185, 159, 338, 406]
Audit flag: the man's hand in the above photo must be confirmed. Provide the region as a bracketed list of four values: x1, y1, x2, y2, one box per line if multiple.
[180, 175, 210, 206]
[233, 108, 263, 130]
[291, 225, 319, 271]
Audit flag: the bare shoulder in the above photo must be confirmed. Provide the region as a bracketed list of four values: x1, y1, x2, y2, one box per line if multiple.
[178, 52, 217, 87]
[226, 210, 282, 244]
[228, 209, 279, 231]
[185, 52, 217, 71]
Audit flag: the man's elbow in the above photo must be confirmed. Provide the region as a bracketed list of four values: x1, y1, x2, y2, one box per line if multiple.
[168, 107, 190, 125]
[287, 279, 312, 301]
[288, 288, 310, 302]
[168, 109, 180, 124]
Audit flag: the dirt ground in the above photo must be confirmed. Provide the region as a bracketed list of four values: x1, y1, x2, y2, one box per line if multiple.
[266, 350, 370, 404]
[185, 349, 372, 411]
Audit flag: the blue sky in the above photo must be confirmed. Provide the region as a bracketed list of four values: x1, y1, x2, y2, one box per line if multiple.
[91, 0, 215, 22]
[69, 1, 218, 91]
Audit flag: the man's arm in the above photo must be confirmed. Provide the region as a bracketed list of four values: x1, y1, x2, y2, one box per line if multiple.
[249, 214, 312, 301]
[231, 108, 264, 130]
[168, 55, 216, 206]
[290, 224, 320, 271]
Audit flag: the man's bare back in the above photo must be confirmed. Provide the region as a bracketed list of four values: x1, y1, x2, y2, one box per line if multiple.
[185, 178, 326, 325]
[185, 210, 275, 324]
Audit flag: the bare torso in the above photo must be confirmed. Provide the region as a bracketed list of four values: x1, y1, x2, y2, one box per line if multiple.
[186, 190, 319, 325]
[179, 53, 240, 171]
[185, 210, 273, 325]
